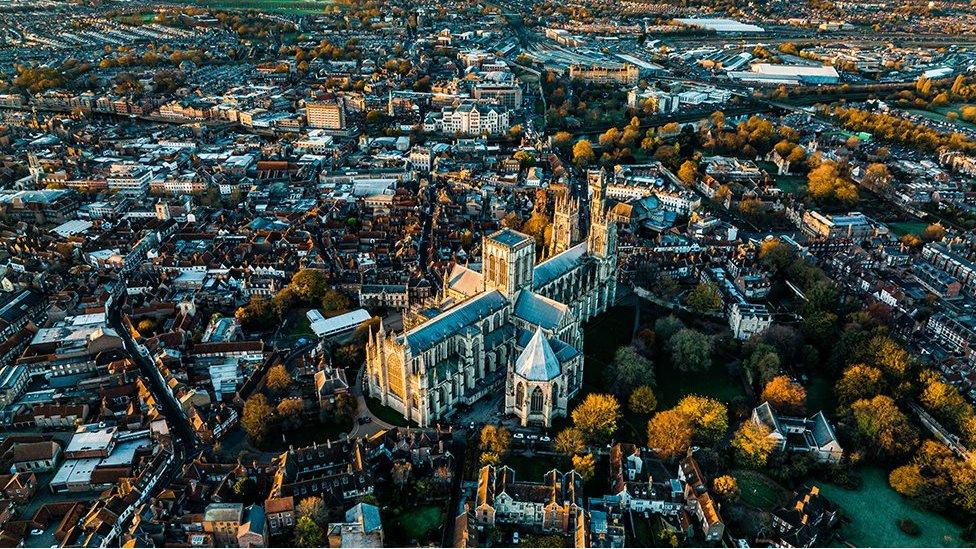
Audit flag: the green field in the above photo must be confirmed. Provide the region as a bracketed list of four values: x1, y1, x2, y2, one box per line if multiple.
[734, 469, 789, 511]
[820, 467, 965, 547]
[887, 221, 928, 237]
[389, 505, 444, 541]
[906, 107, 976, 133]
[774, 174, 806, 195]
[185, 0, 333, 14]
[655, 358, 746, 409]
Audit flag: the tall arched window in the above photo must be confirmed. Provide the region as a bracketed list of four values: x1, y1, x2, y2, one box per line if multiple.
[551, 383, 559, 403]
[516, 383, 525, 410]
[530, 386, 544, 413]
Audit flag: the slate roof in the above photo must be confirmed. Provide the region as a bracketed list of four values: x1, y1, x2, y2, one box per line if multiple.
[399, 290, 508, 354]
[513, 290, 567, 331]
[533, 242, 588, 288]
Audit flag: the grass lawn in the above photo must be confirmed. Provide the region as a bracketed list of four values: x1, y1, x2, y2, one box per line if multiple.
[805, 374, 834, 413]
[734, 469, 790, 511]
[253, 416, 352, 451]
[774, 174, 806, 195]
[388, 505, 444, 542]
[277, 308, 316, 347]
[887, 220, 928, 236]
[506, 453, 563, 480]
[655, 359, 746, 409]
[819, 467, 965, 547]
[628, 512, 655, 547]
[365, 396, 414, 427]
[581, 306, 636, 393]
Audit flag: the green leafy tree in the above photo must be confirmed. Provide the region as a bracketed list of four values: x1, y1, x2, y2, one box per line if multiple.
[668, 329, 711, 371]
[294, 516, 324, 547]
[606, 346, 655, 396]
[687, 283, 722, 314]
[629, 385, 658, 414]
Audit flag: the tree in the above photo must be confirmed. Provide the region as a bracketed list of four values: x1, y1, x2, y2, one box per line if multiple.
[277, 398, 304, 426]
[647, 409, 693, 459]
[266, 364, 292, 393]
[889, 464, 925, 497]
[555, 427, 586, 457]
[233, 476, 257, 503]
[807, 160, 857, 203]
[759, 238, 796, 273]
[392, 460, 412, 489]
[713, 475, 739, 501]
[675, 395, 728, 443]
[572, 139, 595, 167]
[743, 343, 782, 386]
[648, 396, 728, 457]
[869, 336, 912, 380]
[654, 315, 684, 343]
[687, 283, 722, 314]
[920, 373, 970, 428]
[479, 425, 511, 465]
[922, 223, 946, 242]
[321, 289, 352, 316]
[294, 516, 324, 547]
[851, 395, 918, 457]
[573, 453, 596, 482]
[629, 385, 658, 414]
[835, 364, 885, 406]
[677, 160, 698, 185]
[862, 162, 890, 189]
[553, 131, 572, 147]
[296, 496, 327, 525]
[760, 376, 806, 414]
[241, 394, 273, 443]
[291, 269, 329, 303]
[606, 346, 655, 396]
[731, 420, 777, 467]
[572, 394, 621, 444]
[136, 319, 155, 335]
[668, 329, 711, 372]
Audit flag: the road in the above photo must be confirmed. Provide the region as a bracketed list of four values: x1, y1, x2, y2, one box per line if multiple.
[106, 284, 201, 456]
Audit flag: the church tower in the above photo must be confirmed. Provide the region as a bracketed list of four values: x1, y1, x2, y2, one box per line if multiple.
[587, 169, 616, 259]
[549, 189, 579, 257]
[483, 228, 535, 298]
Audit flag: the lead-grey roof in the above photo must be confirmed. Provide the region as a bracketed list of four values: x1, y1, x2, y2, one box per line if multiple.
[514, 328, 562, 381]
[488, 228, 533, 248]
[533, 242, 588, 288]
[400, 290, 508, 354]
[513, 290, 567, 331]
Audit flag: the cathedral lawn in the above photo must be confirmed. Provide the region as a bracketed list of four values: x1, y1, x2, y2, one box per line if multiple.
[578, 304, 746, 438]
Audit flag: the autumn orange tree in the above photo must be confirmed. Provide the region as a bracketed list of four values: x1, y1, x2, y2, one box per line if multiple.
[760, 375, 807, 415]
[647, 395, 728, 458]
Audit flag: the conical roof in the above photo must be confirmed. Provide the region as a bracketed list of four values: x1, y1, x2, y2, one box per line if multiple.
[515, 327, 561, 381]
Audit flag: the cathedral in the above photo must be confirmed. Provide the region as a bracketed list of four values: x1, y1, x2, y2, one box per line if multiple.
[365, 169, 619, 428]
